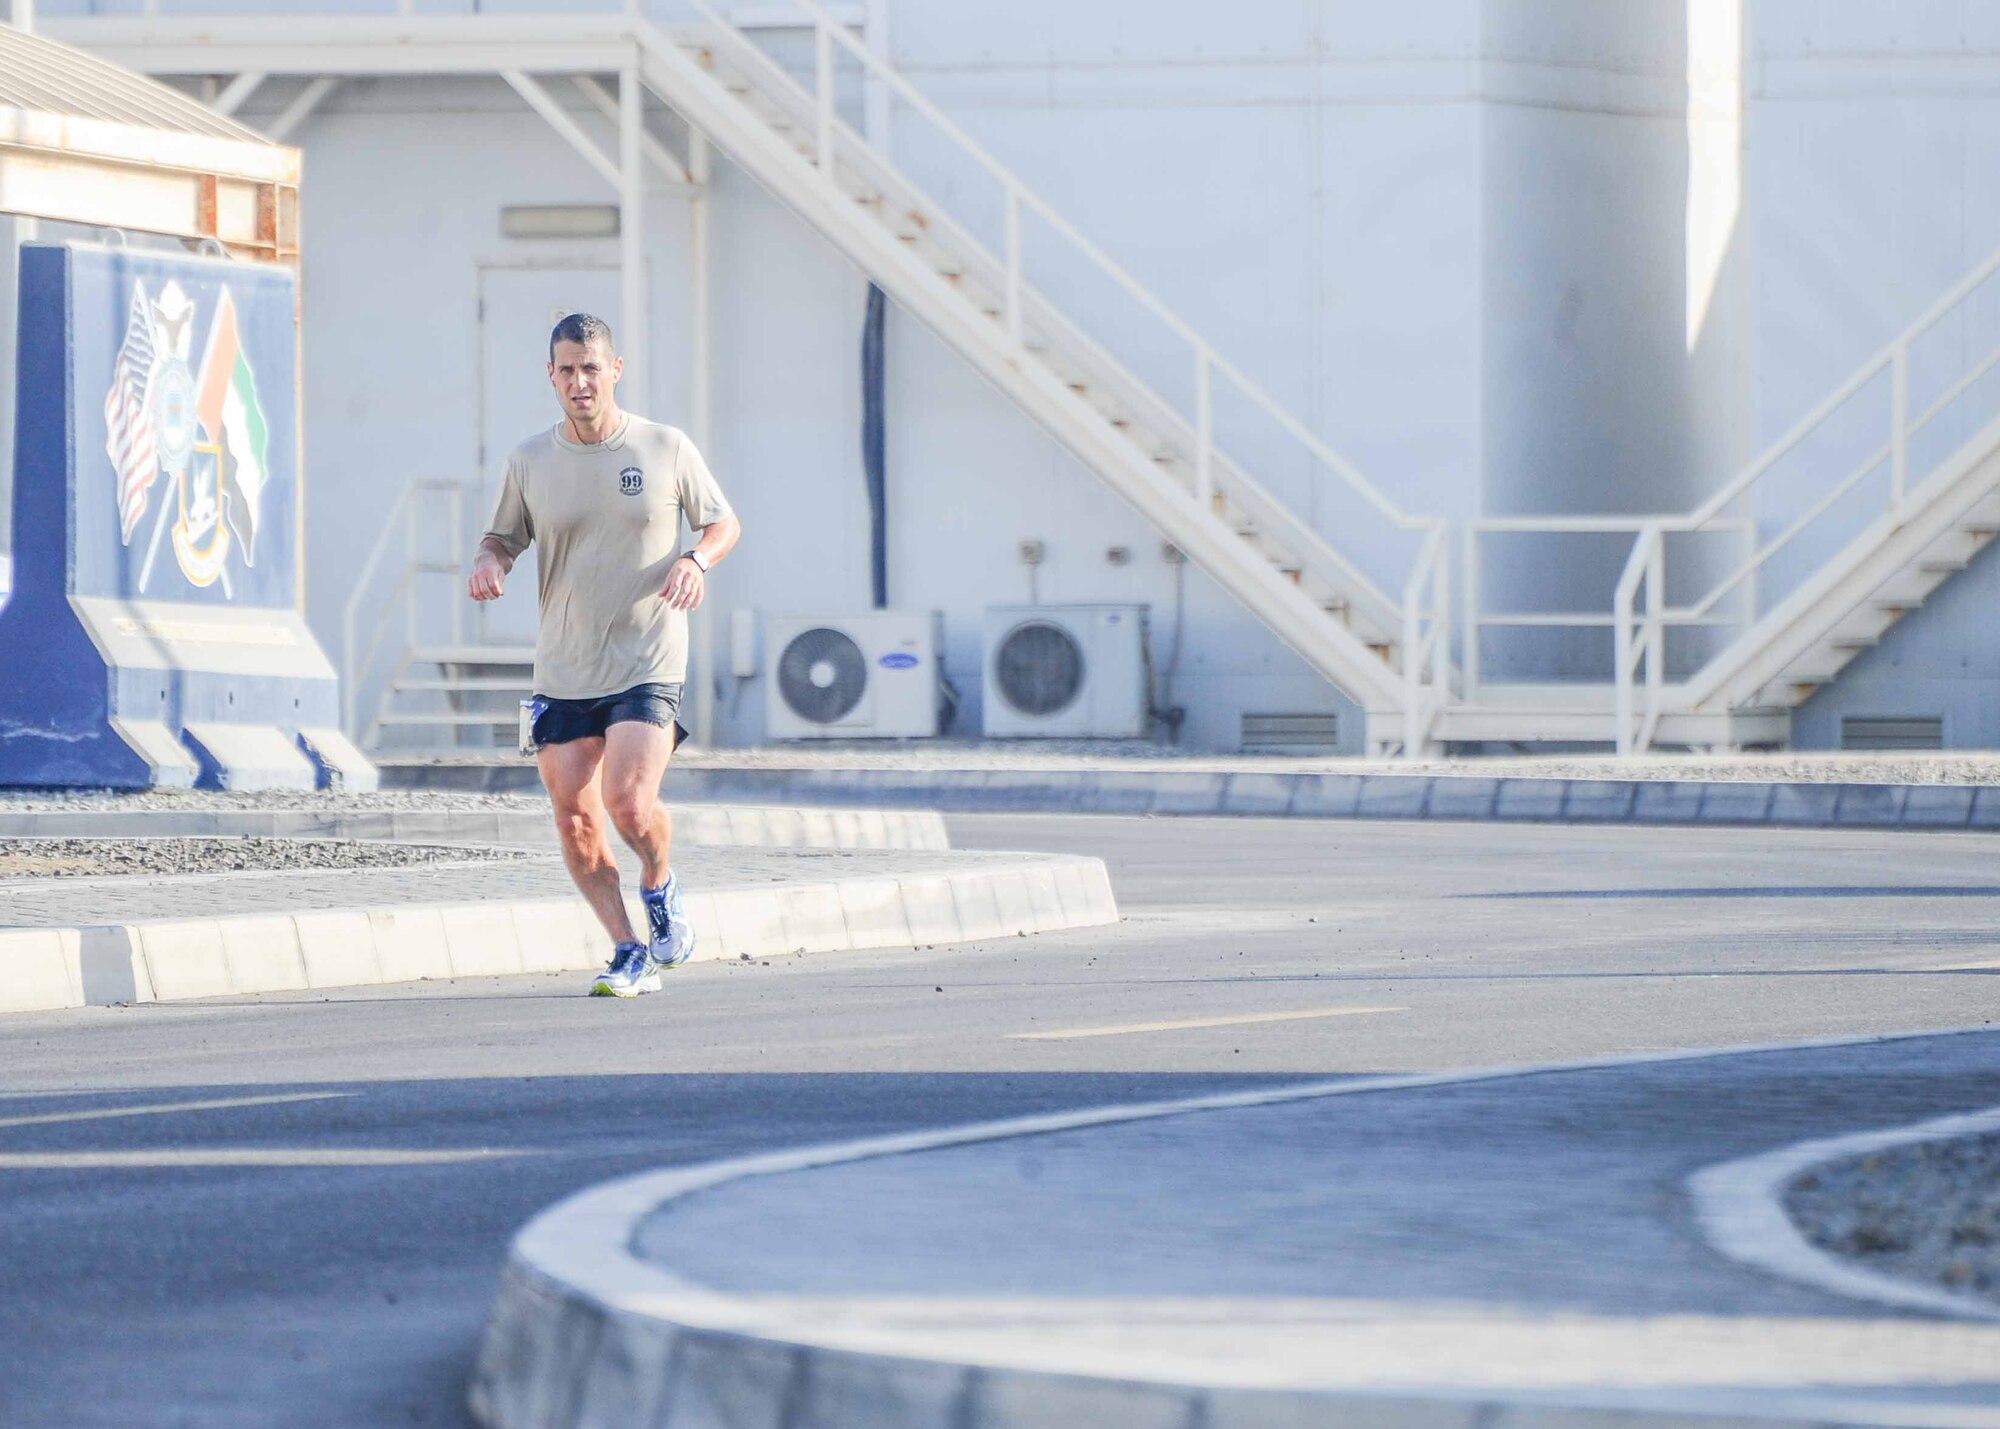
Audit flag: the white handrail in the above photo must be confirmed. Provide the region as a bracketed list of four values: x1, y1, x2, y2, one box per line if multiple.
[340, 478, 469, 738]
[1689, 242, 2000, 528]
[1474, 237, 2000, 715]
[1400, 520, 1449, 756]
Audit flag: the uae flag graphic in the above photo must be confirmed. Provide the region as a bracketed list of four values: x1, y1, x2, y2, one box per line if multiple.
[194, 289, 270, 566]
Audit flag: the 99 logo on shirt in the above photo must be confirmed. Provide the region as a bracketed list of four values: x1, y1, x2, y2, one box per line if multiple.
[619, 467, 644, 496]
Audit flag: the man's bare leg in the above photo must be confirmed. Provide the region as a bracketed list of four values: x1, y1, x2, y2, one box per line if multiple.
[538, 735, 639, 946]
[600, 720, 677, 886]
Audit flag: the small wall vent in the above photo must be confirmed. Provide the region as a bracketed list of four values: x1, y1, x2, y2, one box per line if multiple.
[1840, 716, 1943, 751]
[1241, 712, 1340, 752]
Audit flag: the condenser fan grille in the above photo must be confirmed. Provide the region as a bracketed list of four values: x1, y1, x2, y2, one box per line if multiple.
[777, 627, 868, 724]
[994, 621, 1084, 716]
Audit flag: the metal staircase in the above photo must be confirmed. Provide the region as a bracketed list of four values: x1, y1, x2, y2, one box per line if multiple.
[642, 1, 1450, 753]
[1451, 242, 2000, 752]
[343, 479, 532, 754]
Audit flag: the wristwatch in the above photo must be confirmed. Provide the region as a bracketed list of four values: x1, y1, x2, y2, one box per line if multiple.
[682, 550, 710, 573]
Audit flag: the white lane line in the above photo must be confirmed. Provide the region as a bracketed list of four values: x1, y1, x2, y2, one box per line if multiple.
[0, 1088, 346, 1120]
[0, 1148, 524, 1169]
[1011, 1007, 1403, 1041]
[0, 1092, 347, 1131]
[1931, 957, 2000, 971]
[1688, 1104, 2000, 1322]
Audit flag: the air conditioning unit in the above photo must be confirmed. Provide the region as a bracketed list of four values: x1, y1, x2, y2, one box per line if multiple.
[765, 612, 943, 740]
[983, 604, 1149, 738]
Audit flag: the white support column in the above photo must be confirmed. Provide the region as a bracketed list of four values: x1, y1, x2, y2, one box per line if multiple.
[573, 76, 689, 187]
[619, 54, 648, 406]
[8, 0, 31, 32]
[688, 129, 717, 747]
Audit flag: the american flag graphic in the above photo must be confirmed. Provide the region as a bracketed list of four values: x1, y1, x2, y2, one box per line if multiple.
[105, 280, 159, 544]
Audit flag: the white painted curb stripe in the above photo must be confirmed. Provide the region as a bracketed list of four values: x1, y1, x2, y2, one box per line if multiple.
[472, 1024, 1999, 1429]
[1689, 1105, 2000, 1323]
[0, 804, 953, 852]
[0, 855, 1116, 1013]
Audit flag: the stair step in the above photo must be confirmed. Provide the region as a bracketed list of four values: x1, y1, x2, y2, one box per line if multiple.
[394, 678, 531, 693]
[1957, 493, 2000, 529]
[376, 713, 517, 728]
[408, 646, 535, 666]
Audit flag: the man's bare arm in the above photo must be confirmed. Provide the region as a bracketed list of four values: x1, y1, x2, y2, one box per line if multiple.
[662, 511, 742, 611]
[468, 536, 517, 602]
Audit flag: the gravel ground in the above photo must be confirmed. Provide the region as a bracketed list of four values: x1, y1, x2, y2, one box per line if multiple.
[0, 837, 530, 880]
[0, 788, 552, 812]
[11, 745, 2000, 810]
[1785, 1133, 2000, 1306]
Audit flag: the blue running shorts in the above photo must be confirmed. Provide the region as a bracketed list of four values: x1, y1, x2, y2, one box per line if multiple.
[527, 681, 685, 749]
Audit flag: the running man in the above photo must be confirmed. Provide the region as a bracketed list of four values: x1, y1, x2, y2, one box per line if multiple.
[469, 313, 741, 996]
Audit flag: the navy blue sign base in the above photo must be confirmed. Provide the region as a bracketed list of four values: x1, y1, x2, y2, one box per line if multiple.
[0, 243, 371, 791]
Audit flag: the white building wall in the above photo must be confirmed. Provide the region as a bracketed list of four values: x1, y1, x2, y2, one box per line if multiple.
[20, 0, 2000, 750]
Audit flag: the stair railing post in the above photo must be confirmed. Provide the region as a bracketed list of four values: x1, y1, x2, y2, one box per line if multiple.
[1432, 521, 1451, 710]
[1462, 525, 1481, 700]
[1003, 183, 1023, 343]
[1643, 527, 1664, 751]
[1890, 339, 1910, 508]
[815, 18, 834, 173]
[402, 495, 418, 652]
[1613, 524, 1652, 757]
[1400, 523, 1443, 759]
[448, 484, 465, 649]
[1194, 351, 1214, 507]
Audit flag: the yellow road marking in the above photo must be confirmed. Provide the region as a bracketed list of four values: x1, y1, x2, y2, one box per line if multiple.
[0, 1148, 521, 1169]
[1011, 1007, 1404, 1042]
[0, 1092, 345, 1131]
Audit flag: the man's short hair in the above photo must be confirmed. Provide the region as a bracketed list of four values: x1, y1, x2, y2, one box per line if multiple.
[549, 312, 615, 361]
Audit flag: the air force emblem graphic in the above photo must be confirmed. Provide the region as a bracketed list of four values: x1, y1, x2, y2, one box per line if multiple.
[104, 278, 272, 594]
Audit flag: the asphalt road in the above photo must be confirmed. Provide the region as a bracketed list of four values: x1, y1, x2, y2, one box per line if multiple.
[0, 814, 1995, 1426]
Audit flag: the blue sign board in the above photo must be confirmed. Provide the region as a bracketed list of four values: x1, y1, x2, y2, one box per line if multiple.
[0, 243, 365, 790]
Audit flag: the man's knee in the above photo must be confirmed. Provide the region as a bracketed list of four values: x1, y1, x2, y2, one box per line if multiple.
[603, 785, 660, 839]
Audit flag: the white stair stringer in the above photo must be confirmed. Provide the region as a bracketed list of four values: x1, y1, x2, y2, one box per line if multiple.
[1683, 412, 2000, 719]
[633, 15, 1417, 724]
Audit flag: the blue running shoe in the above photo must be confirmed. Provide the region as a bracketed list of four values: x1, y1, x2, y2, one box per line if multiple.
[590, 941, 661, 997]
[641, 873, 695, 969]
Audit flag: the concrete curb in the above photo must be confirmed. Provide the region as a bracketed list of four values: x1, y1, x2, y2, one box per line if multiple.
[469, 1026, 1999, 1429]
[0, 853, 1115, 1014]
[384, 762, 2000, 832]
[1690, 1104, 2000, 1323]
[0, 804, 951, 851]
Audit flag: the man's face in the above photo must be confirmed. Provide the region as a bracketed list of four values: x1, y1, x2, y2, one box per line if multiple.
[549, 338, 621, 425]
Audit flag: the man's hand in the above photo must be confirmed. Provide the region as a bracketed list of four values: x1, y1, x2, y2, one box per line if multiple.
[663, 556, 705, 612]
[468, 548, 508, 602]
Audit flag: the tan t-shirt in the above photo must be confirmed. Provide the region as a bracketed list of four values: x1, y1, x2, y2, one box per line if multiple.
[484, 414, 732, 699]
